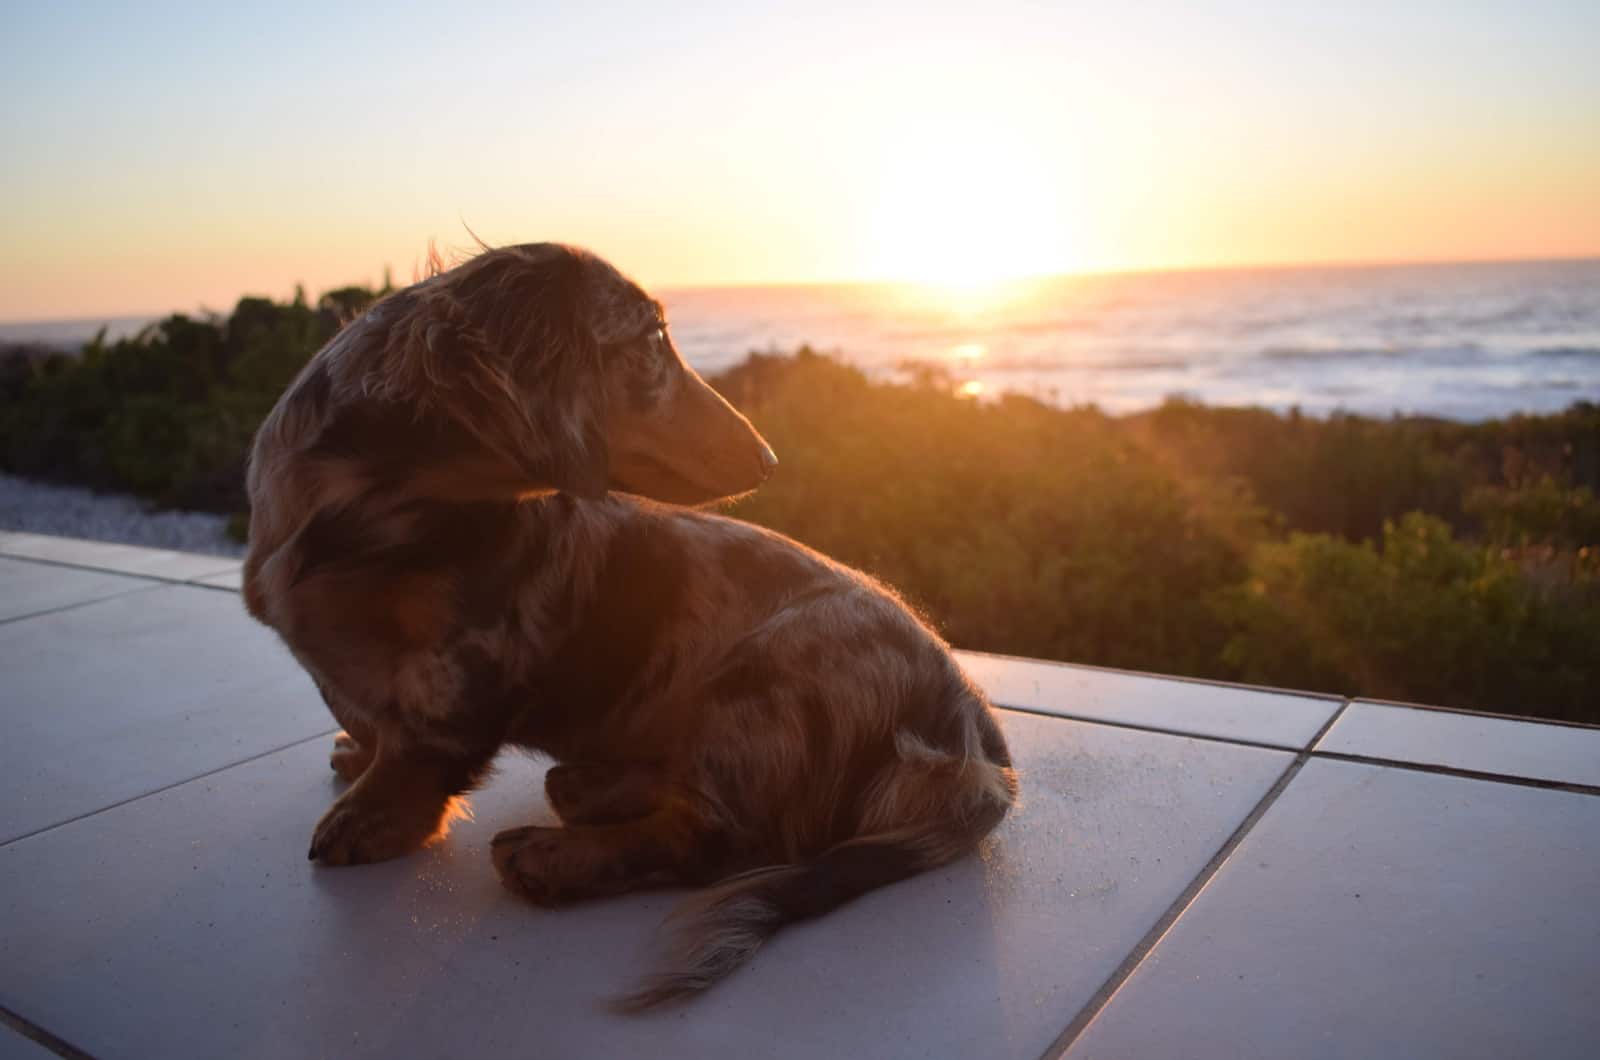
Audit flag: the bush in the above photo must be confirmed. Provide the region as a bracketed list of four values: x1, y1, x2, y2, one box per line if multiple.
[720, 352, 1267, 676]
[0, 287, 379, 510]
[1465, 476, 1600, 549]
[1220, 513, 1600, 721]
[1125, 399, 1600, 543]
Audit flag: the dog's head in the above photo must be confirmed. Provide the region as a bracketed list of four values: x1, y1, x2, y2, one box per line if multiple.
[345, 243, 775, 506]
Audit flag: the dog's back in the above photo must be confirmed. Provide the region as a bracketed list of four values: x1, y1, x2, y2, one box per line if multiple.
[494, 500, 1018, 1007]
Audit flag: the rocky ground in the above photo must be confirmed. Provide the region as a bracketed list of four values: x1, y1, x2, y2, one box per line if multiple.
[0, 474, 243, 557]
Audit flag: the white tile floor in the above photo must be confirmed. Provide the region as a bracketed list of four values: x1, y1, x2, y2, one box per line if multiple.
[0, 532, 239, 584]
[1317, 699, 1600, 788]
[1, 534, 1597, 1060]
[0, 584, 327, 843]
[957, 650, 1339, 749]
[0, 1024, 58, 1060]
[0, 557, 150, 624]
[1065, 759, 1600, 1059]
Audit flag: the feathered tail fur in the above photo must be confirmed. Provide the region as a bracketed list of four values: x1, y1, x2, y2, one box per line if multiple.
[614, 751, 1015, 1010]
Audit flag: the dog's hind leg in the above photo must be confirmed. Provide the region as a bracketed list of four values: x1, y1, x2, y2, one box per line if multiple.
[544, 762, 667, 826]
[492, 790, 726, 906]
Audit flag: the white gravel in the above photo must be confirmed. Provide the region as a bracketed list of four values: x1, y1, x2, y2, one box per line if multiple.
[0, 473, 244, 557]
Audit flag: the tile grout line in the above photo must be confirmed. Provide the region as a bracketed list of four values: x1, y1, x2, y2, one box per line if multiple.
[0, 549, 180, 583]
[958, 647, 1347, 704]
[0, 581, 168, 627]
[1336, 694, 1600, 733]
[182, 579, 243, 594]
[1309, 749, 1600, 797]
[0, 1003, 97, 1060]
[0, 727, 341, 849]
[994, 703, 1302, 754]
[985, 707, 1600, 798]
[0, 548, 240, 587]
[1035, 696, 1355, 1060]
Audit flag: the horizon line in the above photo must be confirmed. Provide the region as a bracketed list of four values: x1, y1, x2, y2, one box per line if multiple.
[4, 251, 1599, 328]
[666, 251, 1600, 293]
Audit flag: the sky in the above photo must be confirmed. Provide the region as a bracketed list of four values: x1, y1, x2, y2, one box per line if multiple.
[2, 0, 1598, 321]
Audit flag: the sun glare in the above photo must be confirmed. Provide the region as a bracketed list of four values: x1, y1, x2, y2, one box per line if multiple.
[863, 123, 1076, 288]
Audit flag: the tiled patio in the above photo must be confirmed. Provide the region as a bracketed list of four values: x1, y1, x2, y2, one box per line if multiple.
[2, 530, 1597, 1060]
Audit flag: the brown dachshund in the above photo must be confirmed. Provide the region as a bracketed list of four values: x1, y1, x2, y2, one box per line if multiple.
[242, 243, 1016, 1006]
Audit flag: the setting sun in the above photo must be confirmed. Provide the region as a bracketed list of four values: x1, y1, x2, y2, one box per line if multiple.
[862, 119, 1079, 287]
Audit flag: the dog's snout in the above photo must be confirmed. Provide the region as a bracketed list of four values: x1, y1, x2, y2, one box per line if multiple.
[759, 444, 779, 478]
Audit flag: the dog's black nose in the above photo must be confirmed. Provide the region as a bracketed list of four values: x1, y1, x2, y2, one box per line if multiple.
[760, 444, 779, 478]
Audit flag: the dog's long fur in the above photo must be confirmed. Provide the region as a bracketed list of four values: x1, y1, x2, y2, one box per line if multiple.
[243, 243, 1017, 1007]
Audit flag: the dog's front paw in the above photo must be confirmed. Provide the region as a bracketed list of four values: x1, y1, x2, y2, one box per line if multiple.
[329, 732, 374, 783]
[491, 826, 571, 905]
[309, 795, 441, 866]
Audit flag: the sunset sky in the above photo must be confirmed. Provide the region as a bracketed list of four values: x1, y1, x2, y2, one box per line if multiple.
[2, 0, 1597, 320]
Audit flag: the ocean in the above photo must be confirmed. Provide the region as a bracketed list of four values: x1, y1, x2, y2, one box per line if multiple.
[5, 259, 1598, 421]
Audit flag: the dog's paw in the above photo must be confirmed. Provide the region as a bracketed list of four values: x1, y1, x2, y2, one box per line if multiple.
[491, 825, 572, 905]
[329, 732, 374, 783]
[309, 798, 438, 866]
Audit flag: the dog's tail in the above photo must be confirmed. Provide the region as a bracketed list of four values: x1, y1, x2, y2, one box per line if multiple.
[612, 725, 1016, 1011]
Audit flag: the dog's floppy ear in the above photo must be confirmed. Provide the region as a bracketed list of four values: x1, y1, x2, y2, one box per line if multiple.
[356, 286, 540, 489]
[342, 246, 611, 499]
[494, 249, 611, 500]
[452, 246, 611, 499]
[352, 246, 611, 497]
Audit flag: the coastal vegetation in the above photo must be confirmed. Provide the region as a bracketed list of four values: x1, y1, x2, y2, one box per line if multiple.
[3, 286, 1596, 723]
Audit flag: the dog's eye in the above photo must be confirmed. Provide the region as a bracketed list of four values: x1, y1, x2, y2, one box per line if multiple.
[655, 326, 667, 347]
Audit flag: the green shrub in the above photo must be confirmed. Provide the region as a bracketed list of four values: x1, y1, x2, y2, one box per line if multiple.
[721, 352, 1268, 676]
[0, 290, 365, 508]
[1220, 513, 1600, 721]
[1466, 476, 1600, 549]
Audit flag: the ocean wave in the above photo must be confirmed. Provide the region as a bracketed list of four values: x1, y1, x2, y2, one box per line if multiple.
[1528, 346, 1600, 360]
[1074, 357, 1191, 373]
[975, 355, 1191, 374]
[1256, 344, 1494, 363]
[882, 317, 1102, 343]
[1257, 346, 1401, 362]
